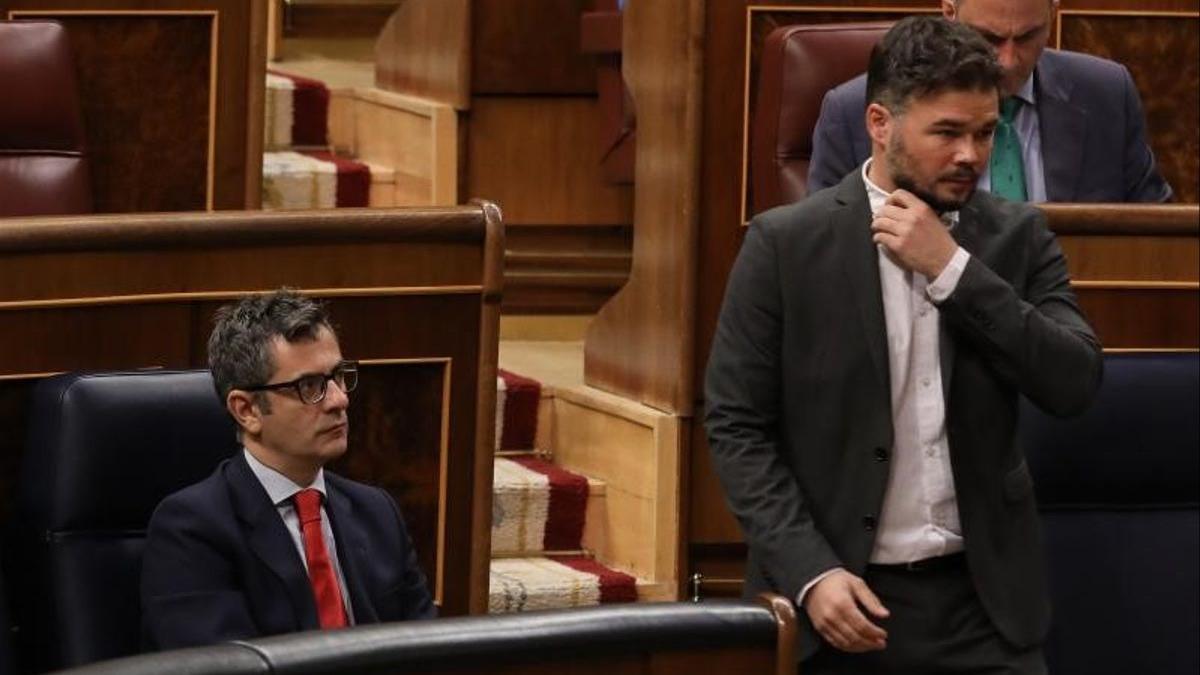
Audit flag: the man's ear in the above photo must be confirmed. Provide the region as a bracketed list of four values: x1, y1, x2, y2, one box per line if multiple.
[227, 390, 264, 436]
[941, 0, 957, 20]
[865, 102, 894, 147]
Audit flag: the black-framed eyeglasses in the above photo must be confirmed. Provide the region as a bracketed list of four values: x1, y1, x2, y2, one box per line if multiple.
[239, 361, 358, 405]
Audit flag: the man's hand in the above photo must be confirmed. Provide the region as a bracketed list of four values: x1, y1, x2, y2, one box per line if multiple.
[804, 569, 890, 653]
[870, 190, 958, 279]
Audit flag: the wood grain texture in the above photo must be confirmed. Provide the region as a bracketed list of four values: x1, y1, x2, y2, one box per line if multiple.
[583, 0, 705, 414]
[0, 205, 502, 616]
[471, 0, 596, 95]
[3, 0, 266, 211]
[504, 224, 631, 314]
[466, 97, 633, 226]
[1059, 13, 1199, 203]
[374, 0, 469, 109]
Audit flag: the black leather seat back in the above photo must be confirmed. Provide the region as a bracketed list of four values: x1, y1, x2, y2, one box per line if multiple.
[11, 370, 239, 671]
[1020, 352, 1199, 675]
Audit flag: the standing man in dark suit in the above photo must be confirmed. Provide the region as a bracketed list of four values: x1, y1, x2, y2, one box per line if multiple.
[706, 17, 1101, 673]
[142, 290, 435, 650]
[807, 0, 1173, 203]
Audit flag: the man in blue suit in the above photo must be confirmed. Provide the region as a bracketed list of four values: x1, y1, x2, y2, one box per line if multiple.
[807, 0, 1173, 203]
[142, 290, 435, 650]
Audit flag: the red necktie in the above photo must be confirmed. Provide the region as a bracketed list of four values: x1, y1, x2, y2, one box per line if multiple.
[293, 488, 348, 628]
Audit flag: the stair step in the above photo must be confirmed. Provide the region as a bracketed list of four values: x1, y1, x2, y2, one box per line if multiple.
[492, 457, 599, 556]
[265, 69, 330, 149]
[488, 556, 637, 613]
[262, 150, 370, 209]
[496, 369, 543, 451]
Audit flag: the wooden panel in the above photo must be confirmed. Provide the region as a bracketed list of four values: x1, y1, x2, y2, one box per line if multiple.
[471, 0, 597, 95]
[583, 0, 704, 413]
[374, 0, 469, 109]
[1058, 12, 1200, 203]
[3, 0, 266, 212]
[284, 0, 399, 38]
[0, 205, 503, 617]
[466, 97, 633, 226]
[504, 223, 631, 314]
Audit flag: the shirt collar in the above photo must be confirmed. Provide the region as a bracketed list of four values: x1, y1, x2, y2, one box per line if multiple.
[243, 447, 327, 507]
[860, 159, 960, 227]
[1012, 72, 1036, 107]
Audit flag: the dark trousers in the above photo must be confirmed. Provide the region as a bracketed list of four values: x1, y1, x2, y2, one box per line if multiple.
[801, 555, 1046, 675]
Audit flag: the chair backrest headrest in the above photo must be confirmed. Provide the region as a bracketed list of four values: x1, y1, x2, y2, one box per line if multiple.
[0, 19, 93, 216]
[1020, 352, 1200, 509]
[751, 21, 890, 213]
[21, 369, 240, 534]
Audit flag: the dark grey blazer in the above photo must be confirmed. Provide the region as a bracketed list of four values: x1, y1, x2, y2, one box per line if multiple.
[807, 49, 1173, 203]
[704, 170, 1102, 660]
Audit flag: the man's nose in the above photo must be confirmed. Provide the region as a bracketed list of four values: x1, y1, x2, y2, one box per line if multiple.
[995, 40, 1018, 70]
[956, 137, 982, 165]
[323, 378, 350, 409]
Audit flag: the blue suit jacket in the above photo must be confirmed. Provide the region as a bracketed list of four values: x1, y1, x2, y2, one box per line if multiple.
[141, 453, 435, 650]
[807, 49, 1173, 203]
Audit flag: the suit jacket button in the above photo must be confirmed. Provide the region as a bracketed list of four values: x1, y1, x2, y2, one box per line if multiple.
[873, 447, 889, 462]
[862, 515, 877, 530]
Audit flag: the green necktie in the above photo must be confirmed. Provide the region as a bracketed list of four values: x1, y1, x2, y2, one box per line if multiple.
[990, 97, 1027, 201]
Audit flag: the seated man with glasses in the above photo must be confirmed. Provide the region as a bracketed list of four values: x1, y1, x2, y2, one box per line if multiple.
[141, 289, 435, 650]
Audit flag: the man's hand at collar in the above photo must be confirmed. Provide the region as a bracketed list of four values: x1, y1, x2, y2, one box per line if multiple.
[871, 189, 958, 279]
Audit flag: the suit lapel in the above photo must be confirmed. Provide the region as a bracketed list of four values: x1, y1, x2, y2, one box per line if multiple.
[1035, 52, 1087, 202]
[324, 477, 377, 624]
[835, 171, 890, 394]
[227, 454, 320, 631]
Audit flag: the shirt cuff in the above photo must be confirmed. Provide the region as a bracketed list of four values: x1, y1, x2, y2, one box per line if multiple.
[926, 246, 971, 302]
[796, 567, 844, 607]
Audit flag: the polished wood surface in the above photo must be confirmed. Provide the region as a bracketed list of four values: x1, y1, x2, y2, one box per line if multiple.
[584, 0, 705, 414]
[505, 223, 631, 314]
[374, 0, 470, 109]
[471, 0, 596, 95]
[2, 0, 266, 211]
[467, 97, 632, 226]
[0, 205, 502, 616]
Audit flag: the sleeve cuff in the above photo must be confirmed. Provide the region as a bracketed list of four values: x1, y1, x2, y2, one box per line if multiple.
[796, 567, 844, 607]
[926, 246, 971, 303]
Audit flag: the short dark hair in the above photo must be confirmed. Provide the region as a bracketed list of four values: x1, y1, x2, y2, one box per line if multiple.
[207, 289, 332, 405]
[866, 16, 1002, 114]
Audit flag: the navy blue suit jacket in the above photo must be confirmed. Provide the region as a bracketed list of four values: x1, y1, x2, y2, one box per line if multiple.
[141, 453, 435, 650]
[807, 49, 1173, 203]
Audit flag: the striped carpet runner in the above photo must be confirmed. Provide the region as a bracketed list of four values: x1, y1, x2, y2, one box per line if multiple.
[489, 370, 638, 612]
[263, 70, 370, 209]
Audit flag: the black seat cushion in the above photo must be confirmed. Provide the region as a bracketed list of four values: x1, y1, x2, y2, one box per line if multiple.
[12, 370, 239, 670]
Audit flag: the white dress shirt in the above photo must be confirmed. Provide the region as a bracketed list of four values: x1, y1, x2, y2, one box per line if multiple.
[244, 448, 355, 622]
[798, 162, 972, 604]
[862, 161, 968, 564]
[979, 74, 1047, 203]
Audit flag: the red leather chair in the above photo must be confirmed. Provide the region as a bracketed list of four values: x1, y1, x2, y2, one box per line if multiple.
[0, 20, 93, 217]
[750, 22, 891, 214]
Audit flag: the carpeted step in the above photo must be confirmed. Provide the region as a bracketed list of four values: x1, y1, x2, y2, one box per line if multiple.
[262, 150, 370, 209]
[488, 555, 637, 613]
[265, 69, 330, 150]
[492, 457, 591, 555]
[496, 369, 542, 451]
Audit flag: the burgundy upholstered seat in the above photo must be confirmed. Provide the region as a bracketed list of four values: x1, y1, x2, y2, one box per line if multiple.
[750, 21, 891, 214]
[0, 20, 92, 217]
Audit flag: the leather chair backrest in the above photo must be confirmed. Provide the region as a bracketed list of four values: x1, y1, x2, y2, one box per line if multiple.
[0, 20, 93, 217]
[750, 22, 890, 214]
[10, 370, 239, 671]
[1020, 352, 1199, 675]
